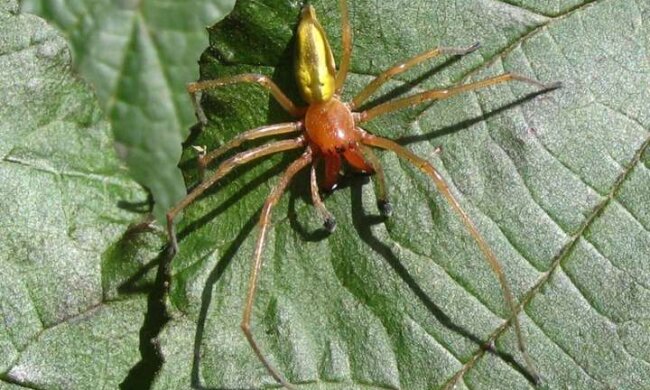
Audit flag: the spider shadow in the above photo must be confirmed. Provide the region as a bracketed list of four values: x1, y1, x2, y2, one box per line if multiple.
[116, 195, 153, 214]
[286, 169, 334, 243]
[175, 18, 305, 254]
[170, 88, 550, 390]
[175, 155, 296, 245]
[183, 18, 307, 387]
[176, 8, 552, 385]
[189, 210, 259, 390]
[346, 180, 539, 385]
[185, 156, 305, 390]
[396, 88, 554, 146]
[357, 54, 469, 112]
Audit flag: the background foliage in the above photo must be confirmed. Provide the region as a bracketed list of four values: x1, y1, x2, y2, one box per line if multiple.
[21, 0, 236, 222]
[2, 0, 649, 389]
[1, 1, 154, 388]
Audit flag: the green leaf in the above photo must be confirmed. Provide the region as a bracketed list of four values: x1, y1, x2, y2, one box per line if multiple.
[0, 3, 160, 388]
[158, 0, 650, 389]
[19, 0, 236, 223]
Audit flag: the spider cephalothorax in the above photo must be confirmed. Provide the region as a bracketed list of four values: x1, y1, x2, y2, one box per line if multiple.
[304, 98, 372, 190]
[167, 0, 560, 388]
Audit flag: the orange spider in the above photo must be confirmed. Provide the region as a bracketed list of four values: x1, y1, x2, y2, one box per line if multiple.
[166, 0, 559, 387]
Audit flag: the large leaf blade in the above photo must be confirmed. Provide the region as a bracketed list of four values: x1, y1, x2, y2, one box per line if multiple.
[20, 0, 236, 222]
[155, 0, 650, 389]
[0, 2, 159, 388]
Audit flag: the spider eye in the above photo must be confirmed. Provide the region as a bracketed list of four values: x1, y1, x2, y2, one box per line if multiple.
[295, 5, 336, 103]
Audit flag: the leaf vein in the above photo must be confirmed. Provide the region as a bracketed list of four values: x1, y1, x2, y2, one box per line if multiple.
[102, 10, 137, 113]
[137, 14, 183, 131]
[2, 155, 135, 188]
[459, 0, 600, 84]
[446, 130, 650, 383]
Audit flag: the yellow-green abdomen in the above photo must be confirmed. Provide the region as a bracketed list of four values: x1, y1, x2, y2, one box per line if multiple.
[295, 5, 336, 103]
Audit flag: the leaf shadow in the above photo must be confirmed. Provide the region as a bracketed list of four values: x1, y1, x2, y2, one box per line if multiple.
[117, 226, 171, 389]
[116, 126, 298, 390]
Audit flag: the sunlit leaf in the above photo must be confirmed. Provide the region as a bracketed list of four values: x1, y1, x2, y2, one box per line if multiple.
[0, 3, 159, 388]
[20, 0, 236, 222]
[156, 0, 650, 389]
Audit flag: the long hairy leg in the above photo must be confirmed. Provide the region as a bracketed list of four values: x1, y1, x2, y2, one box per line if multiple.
[335, 0, 352, 93]
[361, 132, 539, 382]
[241, 151, 313, 388]
[197, 121, 302, 178]
[359, 144, 392, 216]
[166, 137, 305, 253]
[310, 161, 337, 232]
[350, 43, 480, 109]
[187, 74, 306, 125]
[357, 72, 561, 123]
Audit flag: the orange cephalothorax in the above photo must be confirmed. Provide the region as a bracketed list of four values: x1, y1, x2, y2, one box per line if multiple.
[305, 98, 356, 153]
[304, 98, 372, 189]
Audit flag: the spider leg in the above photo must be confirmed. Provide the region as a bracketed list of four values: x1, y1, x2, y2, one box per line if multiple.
[334, 0, 352, 93]
[187, 74, 306, 125]
[357, 72, 561, 123]
[166, 137, 305, 254]
[310, 160, 337, 232]
[359, 144, 392, 216]
[241, 151, 313, 388]
[360, 131, 540, 383]
[351, 42, 480, 109]
[197, 121, 303, 179]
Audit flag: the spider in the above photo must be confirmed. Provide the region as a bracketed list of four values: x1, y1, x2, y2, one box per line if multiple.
[166, 0, 560, 387]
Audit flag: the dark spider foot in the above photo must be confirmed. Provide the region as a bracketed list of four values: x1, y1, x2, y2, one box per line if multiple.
[378, 200, 393, 217]
[323, 217, 337, 233]
[320, 182, 337, 195]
